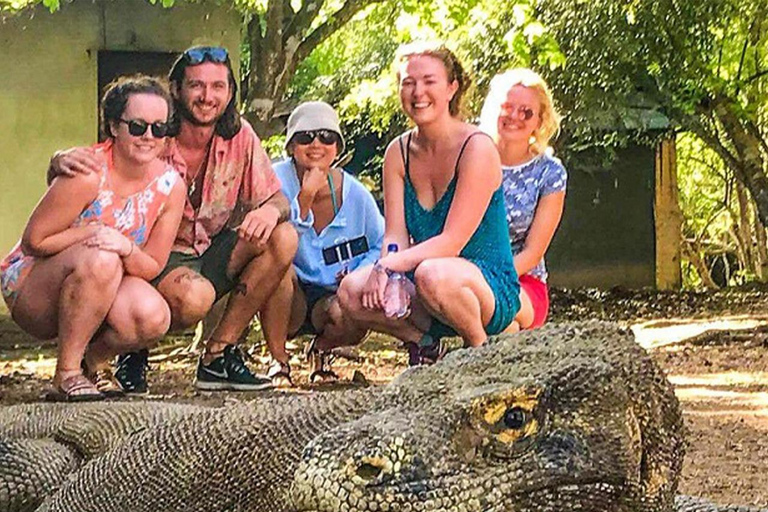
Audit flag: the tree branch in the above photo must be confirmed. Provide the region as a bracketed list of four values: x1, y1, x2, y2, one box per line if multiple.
[734, 24, 753, 94]
[294, 0, 385, 64]
[284, 0, 327, 43]
[684, 118, 742, 174]
[742, 68, 768, 85]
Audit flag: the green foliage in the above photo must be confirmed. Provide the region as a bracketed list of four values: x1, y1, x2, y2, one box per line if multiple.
[677, 133, 732, 241]
[0, 0, 175, 12]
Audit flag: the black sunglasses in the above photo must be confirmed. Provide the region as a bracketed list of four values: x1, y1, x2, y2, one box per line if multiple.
[292, 130, 340, 146]
[501, 103, 536, 121]
[183, 46, 229, 65]
[118, 119, 169, 138]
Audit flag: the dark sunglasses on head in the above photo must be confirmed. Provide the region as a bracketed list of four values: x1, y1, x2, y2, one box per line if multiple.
[183, 46, 229, 65]
[501, 103, 536, 121]
[118, 119, 169, 138]
[292, 129, 340, 146]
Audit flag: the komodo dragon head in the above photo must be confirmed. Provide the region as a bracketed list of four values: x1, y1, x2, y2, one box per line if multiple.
[292, 321, 685, 512]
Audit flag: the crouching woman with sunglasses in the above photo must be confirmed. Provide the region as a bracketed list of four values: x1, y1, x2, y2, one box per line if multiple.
[261, 102, 384, 384]
[0, 75, 186, 401]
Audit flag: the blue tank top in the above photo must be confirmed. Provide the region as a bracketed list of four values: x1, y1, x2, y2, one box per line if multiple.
[399, 131, 520, 336]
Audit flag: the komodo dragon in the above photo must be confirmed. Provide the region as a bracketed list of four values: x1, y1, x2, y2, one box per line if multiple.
[0, 321, 765, 512]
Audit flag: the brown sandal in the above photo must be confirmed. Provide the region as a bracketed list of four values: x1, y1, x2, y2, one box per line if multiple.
[46, 374, 104, 402]
[83, 362, 125, 398]
[267, 359, 294, 388]
[305, 338, 339, 384]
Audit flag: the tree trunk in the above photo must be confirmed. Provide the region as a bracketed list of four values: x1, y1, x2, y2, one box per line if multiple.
[682, 240, 720, 289]
[754, 207, 768, 280]
[242, 0, 386, 139]
[712, 95, 768, 227]
[654, 138, 683, 289]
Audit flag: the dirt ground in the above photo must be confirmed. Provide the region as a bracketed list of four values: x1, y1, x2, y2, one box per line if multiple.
[2, 286, 768, 507]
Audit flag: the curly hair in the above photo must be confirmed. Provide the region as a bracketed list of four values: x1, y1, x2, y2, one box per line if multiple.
[395, 41, 471, 118]
[100, 75, 173, 139]
[478, 68, 561, 155]
[167, 46, 241, 140]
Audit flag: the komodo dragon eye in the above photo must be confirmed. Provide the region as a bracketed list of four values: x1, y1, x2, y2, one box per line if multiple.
[468, 388, 541, 449]
[503, 407, 528, 430]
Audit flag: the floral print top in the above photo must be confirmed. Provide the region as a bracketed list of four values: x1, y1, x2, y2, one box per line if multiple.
[0, 140, 178, 310]
[501, 153, 567, 283]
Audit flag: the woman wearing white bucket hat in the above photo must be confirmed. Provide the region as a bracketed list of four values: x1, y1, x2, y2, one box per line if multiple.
[262, 101, 385, 384]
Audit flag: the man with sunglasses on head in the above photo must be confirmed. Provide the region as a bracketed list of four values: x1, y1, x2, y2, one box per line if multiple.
[48, 46, 298, 393]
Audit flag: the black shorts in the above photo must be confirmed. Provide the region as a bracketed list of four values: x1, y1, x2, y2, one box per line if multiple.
[293, 279, 335, 337]
[151, 230, 239, 301]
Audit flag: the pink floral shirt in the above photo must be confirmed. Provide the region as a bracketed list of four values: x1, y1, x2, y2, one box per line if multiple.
[163, 120, 282, 255]
[0, 140, 178, 310]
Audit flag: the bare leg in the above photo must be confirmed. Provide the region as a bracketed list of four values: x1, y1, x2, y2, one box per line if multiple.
[260, 268, 305, 365]
[157, 268, 216, 331]
[205, 223, 298, 360]
[413, 258, 497, 347]
[11, 246, 123, 388]
[85, 277, 171, 371]
[311, 296, 368, 352]
[513, 287, 534, 330]
[337, 265, 430, 344]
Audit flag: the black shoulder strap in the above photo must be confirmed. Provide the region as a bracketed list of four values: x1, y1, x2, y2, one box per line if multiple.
[454, 131, 491, 174]
[398, 131, 413, 177]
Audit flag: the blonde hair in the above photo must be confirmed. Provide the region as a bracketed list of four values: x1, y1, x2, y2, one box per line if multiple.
[478, 68, 561, 155]
[395, 41, 470, 118]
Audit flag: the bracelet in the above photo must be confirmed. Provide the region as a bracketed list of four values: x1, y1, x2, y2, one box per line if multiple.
[373, 260, 394, 277]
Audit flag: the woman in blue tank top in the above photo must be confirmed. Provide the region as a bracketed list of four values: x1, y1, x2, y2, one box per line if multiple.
[337, 42, 520, 363]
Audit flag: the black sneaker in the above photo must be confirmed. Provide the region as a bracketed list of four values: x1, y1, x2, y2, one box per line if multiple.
[114, 349, 149, 394]
[195, 345, 272, 391]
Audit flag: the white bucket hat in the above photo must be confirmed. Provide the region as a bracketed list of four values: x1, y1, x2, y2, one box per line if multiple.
[285, 101, 345, 154]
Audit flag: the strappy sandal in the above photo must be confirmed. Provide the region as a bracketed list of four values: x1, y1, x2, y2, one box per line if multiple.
[305, 338, 339, 384]
[83, 361, 125, 398]
[267, 359, 294, 388]
[46, 374, 104, 402]
[406, 334, 446, 367]
[418, 338, 447, 365]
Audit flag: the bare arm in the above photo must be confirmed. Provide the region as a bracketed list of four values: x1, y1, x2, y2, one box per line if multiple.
[46, 147, 104, 185]
[381, 139, 412, 256]
[360, 139, 411, 311]
[260, 190, 291, 223]
[22, 173, 101, 256]
[238, 190, 291, 246]
[380, 133, 501, 272]
[121, 179, 187, 280]
[513, 191, 565, 276]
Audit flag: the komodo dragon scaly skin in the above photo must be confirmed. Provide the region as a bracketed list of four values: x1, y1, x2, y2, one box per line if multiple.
[0, 322, 765, 512]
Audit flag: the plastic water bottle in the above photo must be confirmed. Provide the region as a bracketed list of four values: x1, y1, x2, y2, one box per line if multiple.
[383, 244, 411, 319]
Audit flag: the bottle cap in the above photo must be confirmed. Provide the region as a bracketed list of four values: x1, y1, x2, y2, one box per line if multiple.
[387, 243, 399, 253]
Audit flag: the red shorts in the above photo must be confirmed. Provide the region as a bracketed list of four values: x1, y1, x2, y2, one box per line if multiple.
[519, 274, 549, 329]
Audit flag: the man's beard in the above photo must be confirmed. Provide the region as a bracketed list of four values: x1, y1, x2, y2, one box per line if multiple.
[177, 99, 222, 127]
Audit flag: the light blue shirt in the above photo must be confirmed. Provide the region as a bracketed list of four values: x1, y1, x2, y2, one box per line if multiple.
[273, 158, 385, 290]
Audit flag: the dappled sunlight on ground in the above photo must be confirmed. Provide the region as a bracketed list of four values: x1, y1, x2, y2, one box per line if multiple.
[631, 315, 768, 349]
[674, 387, 768, 415]
[0, 354, 55, 379]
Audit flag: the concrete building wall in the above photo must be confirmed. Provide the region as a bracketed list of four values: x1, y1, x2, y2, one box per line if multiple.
[548, 144, 658, 289]
[0, 0, 240, 256]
